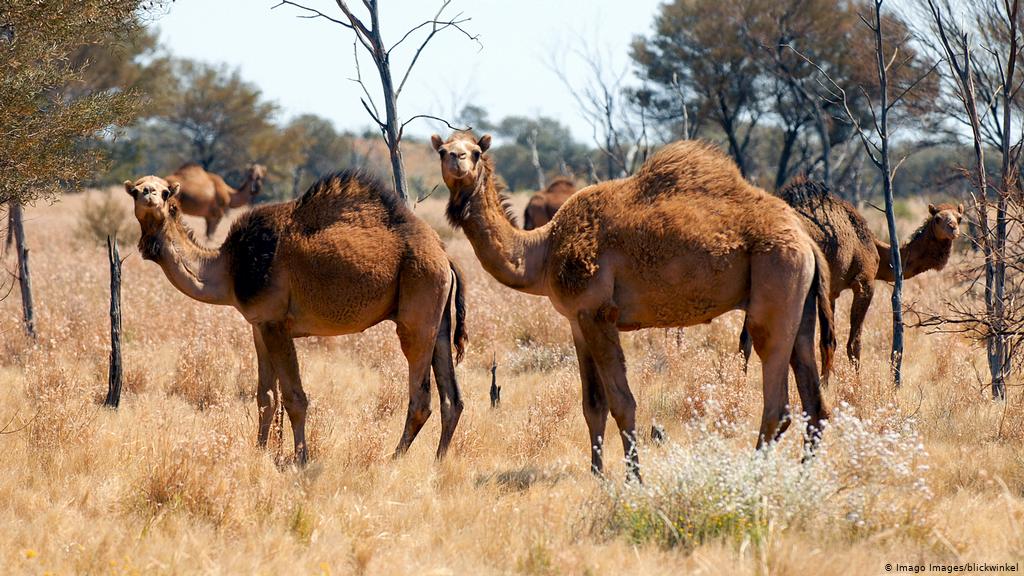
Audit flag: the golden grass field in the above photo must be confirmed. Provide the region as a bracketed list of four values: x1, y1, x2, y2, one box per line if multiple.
[1, 188, 1022, 575]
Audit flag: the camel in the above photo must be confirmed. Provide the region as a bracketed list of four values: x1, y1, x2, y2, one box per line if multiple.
[125, 170, 467, 464]
[432, 131, 834, 479]
[739, 178, 963, 371]
[164, 163, 267, 240]
[523, 178, 577, 230]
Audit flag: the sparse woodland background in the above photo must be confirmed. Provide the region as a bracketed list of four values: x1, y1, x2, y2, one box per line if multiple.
[2, 0, 1024, 574]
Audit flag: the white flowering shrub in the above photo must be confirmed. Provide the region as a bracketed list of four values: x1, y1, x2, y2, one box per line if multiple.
[598, 402, 933, 549]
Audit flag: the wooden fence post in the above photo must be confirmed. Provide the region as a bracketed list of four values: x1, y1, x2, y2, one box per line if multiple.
[104, 235, 123, 408]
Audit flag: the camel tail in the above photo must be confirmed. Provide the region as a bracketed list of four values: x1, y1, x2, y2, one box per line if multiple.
[448, 258, 468, 365]
[811, 244, 836, 379]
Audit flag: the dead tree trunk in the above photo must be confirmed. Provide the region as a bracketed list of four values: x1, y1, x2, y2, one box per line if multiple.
[105, 236, 123, 408]
[528, 129, 545, 191]
[10, 203, 34, 339]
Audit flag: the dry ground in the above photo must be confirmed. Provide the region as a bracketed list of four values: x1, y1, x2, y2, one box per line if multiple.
[1, 189, 1022, 575]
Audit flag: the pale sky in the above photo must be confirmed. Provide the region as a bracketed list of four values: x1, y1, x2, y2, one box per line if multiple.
[154, 0, 664, 142]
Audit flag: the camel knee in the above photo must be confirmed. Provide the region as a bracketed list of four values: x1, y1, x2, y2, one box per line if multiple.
[280, 387, 308, 420]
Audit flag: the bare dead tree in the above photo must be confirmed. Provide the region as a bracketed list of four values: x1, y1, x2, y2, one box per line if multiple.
[273, 0, 479, 202]
[549, 35, 652, 179]
[792, 0, 937, 387]
[914, 0, 1022, 399]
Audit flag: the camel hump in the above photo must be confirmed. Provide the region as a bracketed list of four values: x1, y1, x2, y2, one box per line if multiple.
[778, 177, 830, 206]
[634, 140, 744, 196]
[295, 169, 409, 223]
[172, 162, 205, 174]
[544, 177, 576, 196]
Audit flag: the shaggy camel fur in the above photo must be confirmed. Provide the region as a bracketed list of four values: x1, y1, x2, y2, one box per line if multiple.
[164, 163, 267, 240]
[126, 171, 467, 464]
[523, 178, 576, 230]
[739, 179, 962, 370]
[433, 132, 834, 479]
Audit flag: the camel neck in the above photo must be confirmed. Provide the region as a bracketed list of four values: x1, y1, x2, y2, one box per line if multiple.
[229, 179, 253, 208]
[457, 162, 549, 295]
[139, 212, 233, 305]
[874, 225, 952, 282]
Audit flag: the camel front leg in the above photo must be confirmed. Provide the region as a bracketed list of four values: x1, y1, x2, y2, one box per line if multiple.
[258, 323, 308, 465]
[253, 325, 279, 448]
[571, 322, 609, 476]
[204, 215, 222, 240]
[576, 311, 640, 482]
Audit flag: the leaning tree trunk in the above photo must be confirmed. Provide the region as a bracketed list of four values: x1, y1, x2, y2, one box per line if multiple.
[105, 236, 123, 408]
[10, 203, 35, 339]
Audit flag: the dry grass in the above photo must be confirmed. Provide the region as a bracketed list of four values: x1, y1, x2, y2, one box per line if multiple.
[0, 190, 1020, 574]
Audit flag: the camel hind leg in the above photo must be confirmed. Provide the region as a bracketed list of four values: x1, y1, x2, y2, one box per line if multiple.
[393, 265, 448, 457]
[430, 283, 463, 459]
[788, 281, 830, 452]
[747, 248, 814, 449]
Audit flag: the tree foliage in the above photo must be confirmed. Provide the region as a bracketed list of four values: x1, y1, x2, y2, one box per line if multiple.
[0, 0, 162, 204]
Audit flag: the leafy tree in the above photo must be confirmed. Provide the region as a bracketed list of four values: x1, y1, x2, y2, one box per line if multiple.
[0, 0, 158, 205]
[284, 114, 355, 197]
[162, 60, 279, 174]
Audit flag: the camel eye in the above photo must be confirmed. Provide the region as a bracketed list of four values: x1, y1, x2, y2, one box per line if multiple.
[162, 189, 170, 200]
[438, 149, 447, 158]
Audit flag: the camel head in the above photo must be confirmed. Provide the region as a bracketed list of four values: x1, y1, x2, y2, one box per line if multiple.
[927, 202, 964, 241]
[432, 132, 492, 191]
[124, 175, 180, 227]
[432, 132, 492, 227]
[244, 163, 267, 196]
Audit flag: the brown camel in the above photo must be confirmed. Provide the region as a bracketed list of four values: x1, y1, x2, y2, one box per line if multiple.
[739, 178, 962, 371]
[432, 132, 834, 479]
[125, 170, 467, 464]
[523, 178, 577, 230]
[164, 163, 267, 240]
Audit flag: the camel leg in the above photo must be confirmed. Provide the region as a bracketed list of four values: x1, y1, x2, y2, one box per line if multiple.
[431, 300, 463, 460]
[394, 323, 435, 457]
[748, 251, 811, 449]
[205, 215, 221, 240]
[253, 325, 279, 448]
[739, 316, 753, 373]
[258, 323, 308, 465]
[847, 283, 874, 369]
[789, 287, 829, 453]
[576, 311, 640, 482]
[572, 322, 609, 475]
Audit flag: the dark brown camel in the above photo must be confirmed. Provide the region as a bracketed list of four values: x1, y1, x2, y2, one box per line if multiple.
[433, 132, 834, 479]
[523, 178, 577, 230]
[740, 178, 962, 372]
[126, 170, 467, 464]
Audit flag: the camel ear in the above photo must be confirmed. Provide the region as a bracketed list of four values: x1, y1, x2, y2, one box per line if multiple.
[167, 182, 180, 198]
[928, 203, 938, 216]
[123, 180, 136, 197]
[431, 134, 444, 152]
[957, 203, 964, 215]
[478, 134, 491, 153]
